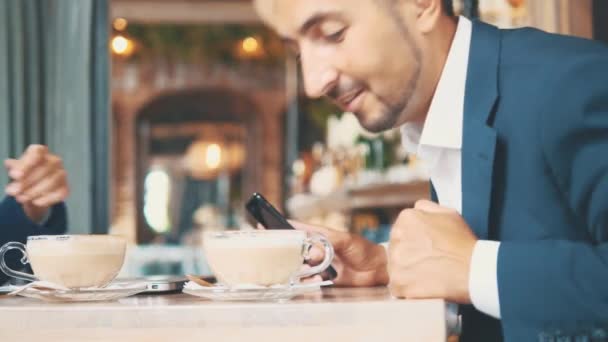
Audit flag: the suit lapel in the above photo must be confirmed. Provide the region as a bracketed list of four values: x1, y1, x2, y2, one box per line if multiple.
[461, 21, 501, 240]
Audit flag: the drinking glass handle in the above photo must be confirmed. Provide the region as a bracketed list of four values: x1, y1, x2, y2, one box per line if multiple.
[294, 234, 335, 280]
[0, 242, 38, 282]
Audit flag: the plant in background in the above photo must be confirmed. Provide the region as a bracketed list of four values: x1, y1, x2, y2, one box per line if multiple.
[123, 24, 285, 66]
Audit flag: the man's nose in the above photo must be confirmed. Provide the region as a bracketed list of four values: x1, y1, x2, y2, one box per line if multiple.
[299, 46, 338, 98]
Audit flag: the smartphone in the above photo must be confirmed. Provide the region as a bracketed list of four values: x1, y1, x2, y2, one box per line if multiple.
[246, 193, 295, 230]
[245, 192, 337, 280]
[117, 276, 188, 294]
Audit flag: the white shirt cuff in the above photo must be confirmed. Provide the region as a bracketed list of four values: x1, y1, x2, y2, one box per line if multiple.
[469, 240, 501, 319]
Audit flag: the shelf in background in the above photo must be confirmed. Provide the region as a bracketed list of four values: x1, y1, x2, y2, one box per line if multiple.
[287, 180, 430, 220]
[348, 181, 430, 210]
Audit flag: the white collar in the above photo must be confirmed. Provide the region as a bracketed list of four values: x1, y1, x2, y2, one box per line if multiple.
[401, 16, 472, 158]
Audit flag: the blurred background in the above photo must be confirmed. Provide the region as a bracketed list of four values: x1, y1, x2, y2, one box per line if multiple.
[1, 0, 606, 277]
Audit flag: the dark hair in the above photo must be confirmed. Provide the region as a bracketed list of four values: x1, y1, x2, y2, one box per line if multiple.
[443, 0, 454, 16]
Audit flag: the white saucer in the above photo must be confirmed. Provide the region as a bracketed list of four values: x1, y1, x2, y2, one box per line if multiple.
[182, 280, 333, 302]
[8, 281, 148, 302]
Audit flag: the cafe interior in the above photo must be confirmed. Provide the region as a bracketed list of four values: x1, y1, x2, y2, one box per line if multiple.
[0, 0, 606, 341]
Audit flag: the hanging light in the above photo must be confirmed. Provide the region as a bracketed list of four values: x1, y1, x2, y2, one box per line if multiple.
[238, 36, 264, 59]
[185, 140, 226, 180]
[242, 37, 260, 54]
[113, 17, 128, 31]
[184, 140, 246, 179]
[205, 143, 223, 170]
[111, 34, 135, 57]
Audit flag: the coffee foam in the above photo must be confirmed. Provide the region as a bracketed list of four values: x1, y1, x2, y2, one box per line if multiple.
[23, 235, 126, 288]
[27, 235, 125, 256]
[205, 235, 303, 249]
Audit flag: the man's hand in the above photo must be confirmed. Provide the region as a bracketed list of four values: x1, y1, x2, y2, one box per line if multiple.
[4, 145, 70, 223]
[388, 200, 477, 304]
[290, 221, 389, 287]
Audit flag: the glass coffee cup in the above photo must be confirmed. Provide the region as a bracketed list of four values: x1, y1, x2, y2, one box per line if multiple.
[203, 230, 334, 287]
[0, 235, 126, 289]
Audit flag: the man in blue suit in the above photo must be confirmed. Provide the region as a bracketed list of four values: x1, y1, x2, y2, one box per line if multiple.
[255, 0, 608, 340]
[1, 145, 70, 285]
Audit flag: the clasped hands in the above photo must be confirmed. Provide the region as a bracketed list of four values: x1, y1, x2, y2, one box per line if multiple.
[3, 145, 70, 223]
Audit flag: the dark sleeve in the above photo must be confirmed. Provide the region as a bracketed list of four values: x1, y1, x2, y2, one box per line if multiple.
[0, 196, 67, 284]
[497, 57, 608, 338]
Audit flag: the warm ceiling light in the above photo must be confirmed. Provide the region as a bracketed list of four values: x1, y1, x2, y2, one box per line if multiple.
[242, 37, 260, 54]
[205, 143, 223, 170]
[111, 35, 135, 57]
[113, 17, 128, 31]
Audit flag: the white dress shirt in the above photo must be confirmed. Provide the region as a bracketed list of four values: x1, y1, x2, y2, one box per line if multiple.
[400, 16, 501, 319]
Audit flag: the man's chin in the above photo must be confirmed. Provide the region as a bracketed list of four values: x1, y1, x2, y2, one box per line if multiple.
[355, 112, 398, 133]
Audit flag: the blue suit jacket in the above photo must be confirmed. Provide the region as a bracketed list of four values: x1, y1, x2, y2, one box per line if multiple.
[456, 21, 608, 341]
[0, 196, 67, 285]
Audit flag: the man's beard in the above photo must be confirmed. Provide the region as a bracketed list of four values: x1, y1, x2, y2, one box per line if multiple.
[356, 7, 422, 133]
[355, 63, 421, 133]
[354, 104, 402, 133]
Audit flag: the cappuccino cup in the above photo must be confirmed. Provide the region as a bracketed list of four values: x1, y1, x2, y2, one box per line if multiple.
[0, 235, 126, 289]
[203, 230, 334, 286]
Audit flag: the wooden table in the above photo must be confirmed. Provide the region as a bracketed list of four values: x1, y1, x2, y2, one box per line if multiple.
[0, 287, 453, 341]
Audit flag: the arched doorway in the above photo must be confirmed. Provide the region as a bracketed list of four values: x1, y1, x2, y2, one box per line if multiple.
[134, 88, 281, 244]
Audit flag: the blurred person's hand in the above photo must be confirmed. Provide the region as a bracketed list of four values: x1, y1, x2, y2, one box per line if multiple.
[388, 200, 477, 304]
[290, 220, 389, 287]
[4, 145, 70, 222]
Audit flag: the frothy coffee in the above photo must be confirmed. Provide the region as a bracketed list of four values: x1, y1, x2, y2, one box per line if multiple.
[204, 231, 306, 286]
[26, 235, 126, 289]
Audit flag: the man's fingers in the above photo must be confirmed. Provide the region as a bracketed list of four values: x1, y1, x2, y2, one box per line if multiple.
[4, 158, 17, 170]
[21, 170, 67, 203]
[5, 181, 19, 197]
[31, 188, 69, 208]
[288, 220, 329, 233]
[12, 163, 55, 195]
[414, 200, 456, 214]
[10, 145, 48, 180]
[306, 245, 325, 265]
[289, 220, 349, 252]
[300, 275, 323, 284]
[5, 158, 59, 197]
[24, 144, 48, 155]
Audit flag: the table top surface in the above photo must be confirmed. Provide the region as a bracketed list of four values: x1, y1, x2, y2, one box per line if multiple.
[0, 287, 449, 342]
[0, 286, 438, 309]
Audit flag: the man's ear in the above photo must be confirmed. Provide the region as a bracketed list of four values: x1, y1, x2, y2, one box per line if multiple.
[412, 0, 444, 34]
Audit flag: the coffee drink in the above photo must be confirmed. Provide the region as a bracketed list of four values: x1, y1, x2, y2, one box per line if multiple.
[0, 235, 126, 289]
[203, 230, 334, 286]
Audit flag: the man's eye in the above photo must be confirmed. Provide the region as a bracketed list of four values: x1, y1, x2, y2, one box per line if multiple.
[324, 28, 346, 43]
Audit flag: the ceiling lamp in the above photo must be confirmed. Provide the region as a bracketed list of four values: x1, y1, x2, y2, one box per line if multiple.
[184, 140, 246, 180]
[111, 34, 135, 58]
